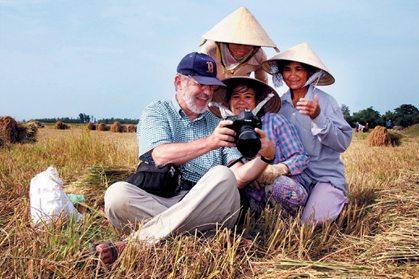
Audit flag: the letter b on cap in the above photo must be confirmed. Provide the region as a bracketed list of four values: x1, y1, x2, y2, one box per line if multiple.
[206, 61, 214, 73]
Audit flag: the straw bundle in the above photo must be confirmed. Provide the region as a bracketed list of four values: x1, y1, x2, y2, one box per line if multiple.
[54, 121, 70, 130]
[127, 124, 136, 133]
[110, 121, 125, 133]
[367, 126, 391, 147]
[0, 116, 19, 143]
[0, 116, 38, 144]
[19, 122, 38, 143]
[26, 121, 44, 128]
[65, 165, 136, 207]
[387, 130, 403, 146]
[97, 123, 109, 131]
[86, 122, 96, 130]
[0, 130, 4, 147]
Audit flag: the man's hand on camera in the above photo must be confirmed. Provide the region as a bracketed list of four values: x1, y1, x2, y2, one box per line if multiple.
[208, 120, 237, 150]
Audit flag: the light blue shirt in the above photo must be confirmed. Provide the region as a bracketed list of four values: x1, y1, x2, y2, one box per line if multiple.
[279, 85, 353, 195]
[137, 96, 241, 183]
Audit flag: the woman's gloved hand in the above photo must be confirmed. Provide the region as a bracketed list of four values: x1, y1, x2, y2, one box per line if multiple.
[258, 163, 290, 184]
[249, 163, 290, 190]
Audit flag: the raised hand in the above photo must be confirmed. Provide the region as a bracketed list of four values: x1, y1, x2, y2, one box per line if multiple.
[296, 94, 321, 120]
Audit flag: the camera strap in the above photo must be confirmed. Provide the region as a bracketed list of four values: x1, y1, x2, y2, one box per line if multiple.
[227, 156, 245, 168]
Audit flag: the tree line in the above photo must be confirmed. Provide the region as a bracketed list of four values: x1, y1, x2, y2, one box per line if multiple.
[341, 104, 419, 128]
[30, 113, 139, 125]
[28, 104, 419, 129]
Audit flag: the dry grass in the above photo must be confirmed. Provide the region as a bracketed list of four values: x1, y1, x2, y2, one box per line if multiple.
[0, 127, 418, 278]
[401, 124, 419, 137]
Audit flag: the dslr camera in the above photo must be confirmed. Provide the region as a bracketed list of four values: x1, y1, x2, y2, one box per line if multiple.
[225, 109, 262, 159]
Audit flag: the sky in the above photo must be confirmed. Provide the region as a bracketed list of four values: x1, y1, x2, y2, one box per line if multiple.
[1, 0, 418, 122]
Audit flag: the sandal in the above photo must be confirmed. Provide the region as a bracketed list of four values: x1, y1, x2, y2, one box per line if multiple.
[227, 233, 255, 250]
[89, 241, 125, 265]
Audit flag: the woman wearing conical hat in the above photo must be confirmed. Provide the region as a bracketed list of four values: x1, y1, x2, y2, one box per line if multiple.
[200, 7, 279, 84]
[208, 77, 309, 213]
[262, 42, 353, 226]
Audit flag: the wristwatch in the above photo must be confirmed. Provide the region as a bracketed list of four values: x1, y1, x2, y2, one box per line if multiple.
[260, 155, 275, 164]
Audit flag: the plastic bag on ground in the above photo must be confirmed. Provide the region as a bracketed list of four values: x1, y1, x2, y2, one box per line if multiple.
[29, 166, 83, 228]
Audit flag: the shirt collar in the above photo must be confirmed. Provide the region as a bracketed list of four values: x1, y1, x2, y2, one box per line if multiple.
[305, 85, 316, 100]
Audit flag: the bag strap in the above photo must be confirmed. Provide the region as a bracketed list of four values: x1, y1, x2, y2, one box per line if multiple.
[227, 156, 245, 168]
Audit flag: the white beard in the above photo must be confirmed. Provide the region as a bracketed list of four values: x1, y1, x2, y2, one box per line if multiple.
[182, 85, 212, 115]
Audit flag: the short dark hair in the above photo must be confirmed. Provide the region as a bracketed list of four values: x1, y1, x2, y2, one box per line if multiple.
[226, 82, 266, 117]
[225, 81, 262, 102]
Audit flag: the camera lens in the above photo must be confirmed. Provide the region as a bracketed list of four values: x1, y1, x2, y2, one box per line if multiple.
[236, 129, 261, 159]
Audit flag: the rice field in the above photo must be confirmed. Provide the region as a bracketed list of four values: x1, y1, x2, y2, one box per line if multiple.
[0, 125, 418, 278]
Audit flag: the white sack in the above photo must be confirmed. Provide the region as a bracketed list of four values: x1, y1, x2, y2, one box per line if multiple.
[30, 166, 83, 227]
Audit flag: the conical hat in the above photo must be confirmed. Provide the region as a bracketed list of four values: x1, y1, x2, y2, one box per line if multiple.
[201, 7, 279, 51]
[208, 76, 281, 118]
[262, 42, 335, 86]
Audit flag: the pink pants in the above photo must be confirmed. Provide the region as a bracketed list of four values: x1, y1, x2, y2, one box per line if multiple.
[301, 182, 348, 226]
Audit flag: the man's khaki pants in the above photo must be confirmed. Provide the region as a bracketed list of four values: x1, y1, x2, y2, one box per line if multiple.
[104, 165, 241, 242]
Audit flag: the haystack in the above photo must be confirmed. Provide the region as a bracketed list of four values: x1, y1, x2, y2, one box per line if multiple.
[110, 121, 126, 133]
[368, 126, 391, 147]
[54, 121, 70, 130]
[0, 116, 38, 144]
[19, 122, 38, 143]
[97, 123, 109, 131]
[86, 122, 96, 130]
[0, 116, 19, 143]
[26, 121, 44, 128]
[127, 124, 136, 133]
[0, 130, 4, 147]
[387, 129, 403, 146]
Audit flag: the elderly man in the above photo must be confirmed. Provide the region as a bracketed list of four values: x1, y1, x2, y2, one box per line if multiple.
[91, 52, 276, 265]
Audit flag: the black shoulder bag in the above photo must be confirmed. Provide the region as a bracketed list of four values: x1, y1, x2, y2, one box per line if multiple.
[125, 161, 182, 198]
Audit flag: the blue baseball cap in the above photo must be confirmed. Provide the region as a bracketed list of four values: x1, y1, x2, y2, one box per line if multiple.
[177, 52, 226, 87]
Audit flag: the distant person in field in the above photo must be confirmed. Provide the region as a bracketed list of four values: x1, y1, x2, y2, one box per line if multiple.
[262, 42, 353, 226]
[208, 76, 309, 213]
[199, 7, 279, 84]
[387, 119, 393, 129]
[90, 52, 276, 265]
